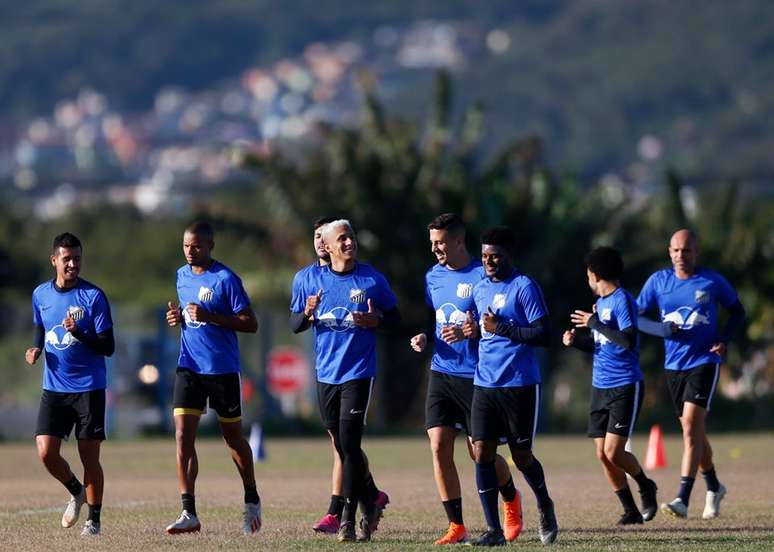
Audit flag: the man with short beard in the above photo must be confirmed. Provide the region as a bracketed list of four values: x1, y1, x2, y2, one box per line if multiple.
[27, 232, 115, 537]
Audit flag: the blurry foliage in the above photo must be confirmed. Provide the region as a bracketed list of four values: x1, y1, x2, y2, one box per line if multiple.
[236, 70, 774, 425]
[1, 71, 771, 428]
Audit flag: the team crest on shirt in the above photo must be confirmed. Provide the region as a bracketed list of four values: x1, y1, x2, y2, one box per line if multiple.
[456, 283, 473, 299]
[492, 294, 506, 310]
[67, 305, 85, 321]
[198, 286, 214, 302]
[349, 289, 366, 304]
[695, 290, 709, 304]
[600, 308, 612, 322]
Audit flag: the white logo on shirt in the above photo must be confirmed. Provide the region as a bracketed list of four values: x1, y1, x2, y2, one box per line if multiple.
[198, 286, 214, 303]
[456, 283, 473, 299]
[349, 289, 366, 304]
[663, 307, 710, 329]
[695, 290, 709, 304]
[183, 308, 207, 329]
[492, 294, 506, 310]
[68, 305, 85, 321]
[600, 308, 612, 322]
[318, 307, 355, 332]
[435, 303, 467, 327]
[45, 325, 80, 350]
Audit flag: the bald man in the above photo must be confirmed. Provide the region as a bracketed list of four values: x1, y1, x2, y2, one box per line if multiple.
[637, 229, 745, 520]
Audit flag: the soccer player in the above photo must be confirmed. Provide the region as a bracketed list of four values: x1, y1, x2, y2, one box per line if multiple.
[409, 213, 522, 545]
[291, 219, 400, 543]
[164, 221, 262, 535]
[468, 226, 558, 546]
[562, 246, 658, 525]
[637, 229, 745, 519]
[26, 232, 115, 536]
[289, 216, 387, 535]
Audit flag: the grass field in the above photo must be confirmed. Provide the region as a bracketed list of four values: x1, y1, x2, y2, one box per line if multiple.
[0, 433, 772, 551]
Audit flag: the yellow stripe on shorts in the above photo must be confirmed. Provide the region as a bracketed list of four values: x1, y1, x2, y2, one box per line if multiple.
[217, 415, 242, 423]
[173, 408, 203, 417]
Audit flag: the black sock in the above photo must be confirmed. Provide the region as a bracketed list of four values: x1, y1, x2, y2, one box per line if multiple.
[182, 493, 196, 516]
[63, 476, 83, 497]
[87, 504, 102, 524]
[632, 469, 650, 490]
[518, 458, 552, 510]
[328, 495, 346, 517]
[615, 486, 639, 514]
[244, 483, 260, 504]
[678, 476, 695, 506]
[475, 461, 501, 531]
[442, 497, 464, 525]
[363, 472, 379, 503]
[499, 476, 517, 503]
[343, 498, 357, 524]
[702, 468, 720, 493]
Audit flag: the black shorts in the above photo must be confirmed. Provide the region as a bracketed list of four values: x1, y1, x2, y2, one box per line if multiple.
[425, 371, 474, 434]
[173, 368, 242, 423]
[587, 381, 644, 438]
[666, 363, 719, 416]
[317, 378, 373, 431]
[471, 384, 540, 450]
[36, 389, 106, 441]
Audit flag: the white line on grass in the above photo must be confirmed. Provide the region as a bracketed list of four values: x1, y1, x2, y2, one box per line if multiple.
[0, 500, 151, 518]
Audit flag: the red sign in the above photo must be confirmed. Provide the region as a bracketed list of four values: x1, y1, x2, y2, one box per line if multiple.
[267, 346, 309, 395]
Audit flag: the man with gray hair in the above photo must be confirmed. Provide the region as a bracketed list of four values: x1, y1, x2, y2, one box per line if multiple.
[291, 219, 400, 543]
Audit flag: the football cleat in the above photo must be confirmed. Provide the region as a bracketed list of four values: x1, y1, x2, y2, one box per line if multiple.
[61, 488, 86, 528]
[502, 489, 523, 541]
[472, 528, 506, 546]
[617, 510, 644, 525]
[80, 520, 100, 536]
[313, 513, 340, 534]
[639, 478, 658, 521]
[165, 510, 201, 534]
[242, 501, 262, 535]
[661, 497, 688, 518]
[702, 484, 727, 519]
[336, 520, 356, 543]
[434, 522, 469, 545]
[538, 499, 559, 545]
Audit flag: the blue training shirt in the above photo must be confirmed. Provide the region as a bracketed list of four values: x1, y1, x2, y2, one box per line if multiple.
[637, 267, 738, 371]
[292, 262, 397, 384]
[473, 269, 548, 388]
[176, 261, 251, 375]
[424, 258, 485, 378]
[592, 287, 642, 388]
[32, 279, 113, 392]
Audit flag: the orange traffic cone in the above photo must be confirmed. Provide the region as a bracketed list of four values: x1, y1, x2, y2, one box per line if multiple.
[644, 424, 667, 470]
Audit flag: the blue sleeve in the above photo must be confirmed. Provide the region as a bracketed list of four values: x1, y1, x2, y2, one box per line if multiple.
[92, 290, 114, 333]
[223, 273, 251, 314]
[636, 274, 657, 314]
[712, 272, 738, 309]
[424, 275, 433, 309]
[615, 293, 637, 331]
[518, 280, 548, 323]
[290, 270, 307, 313]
